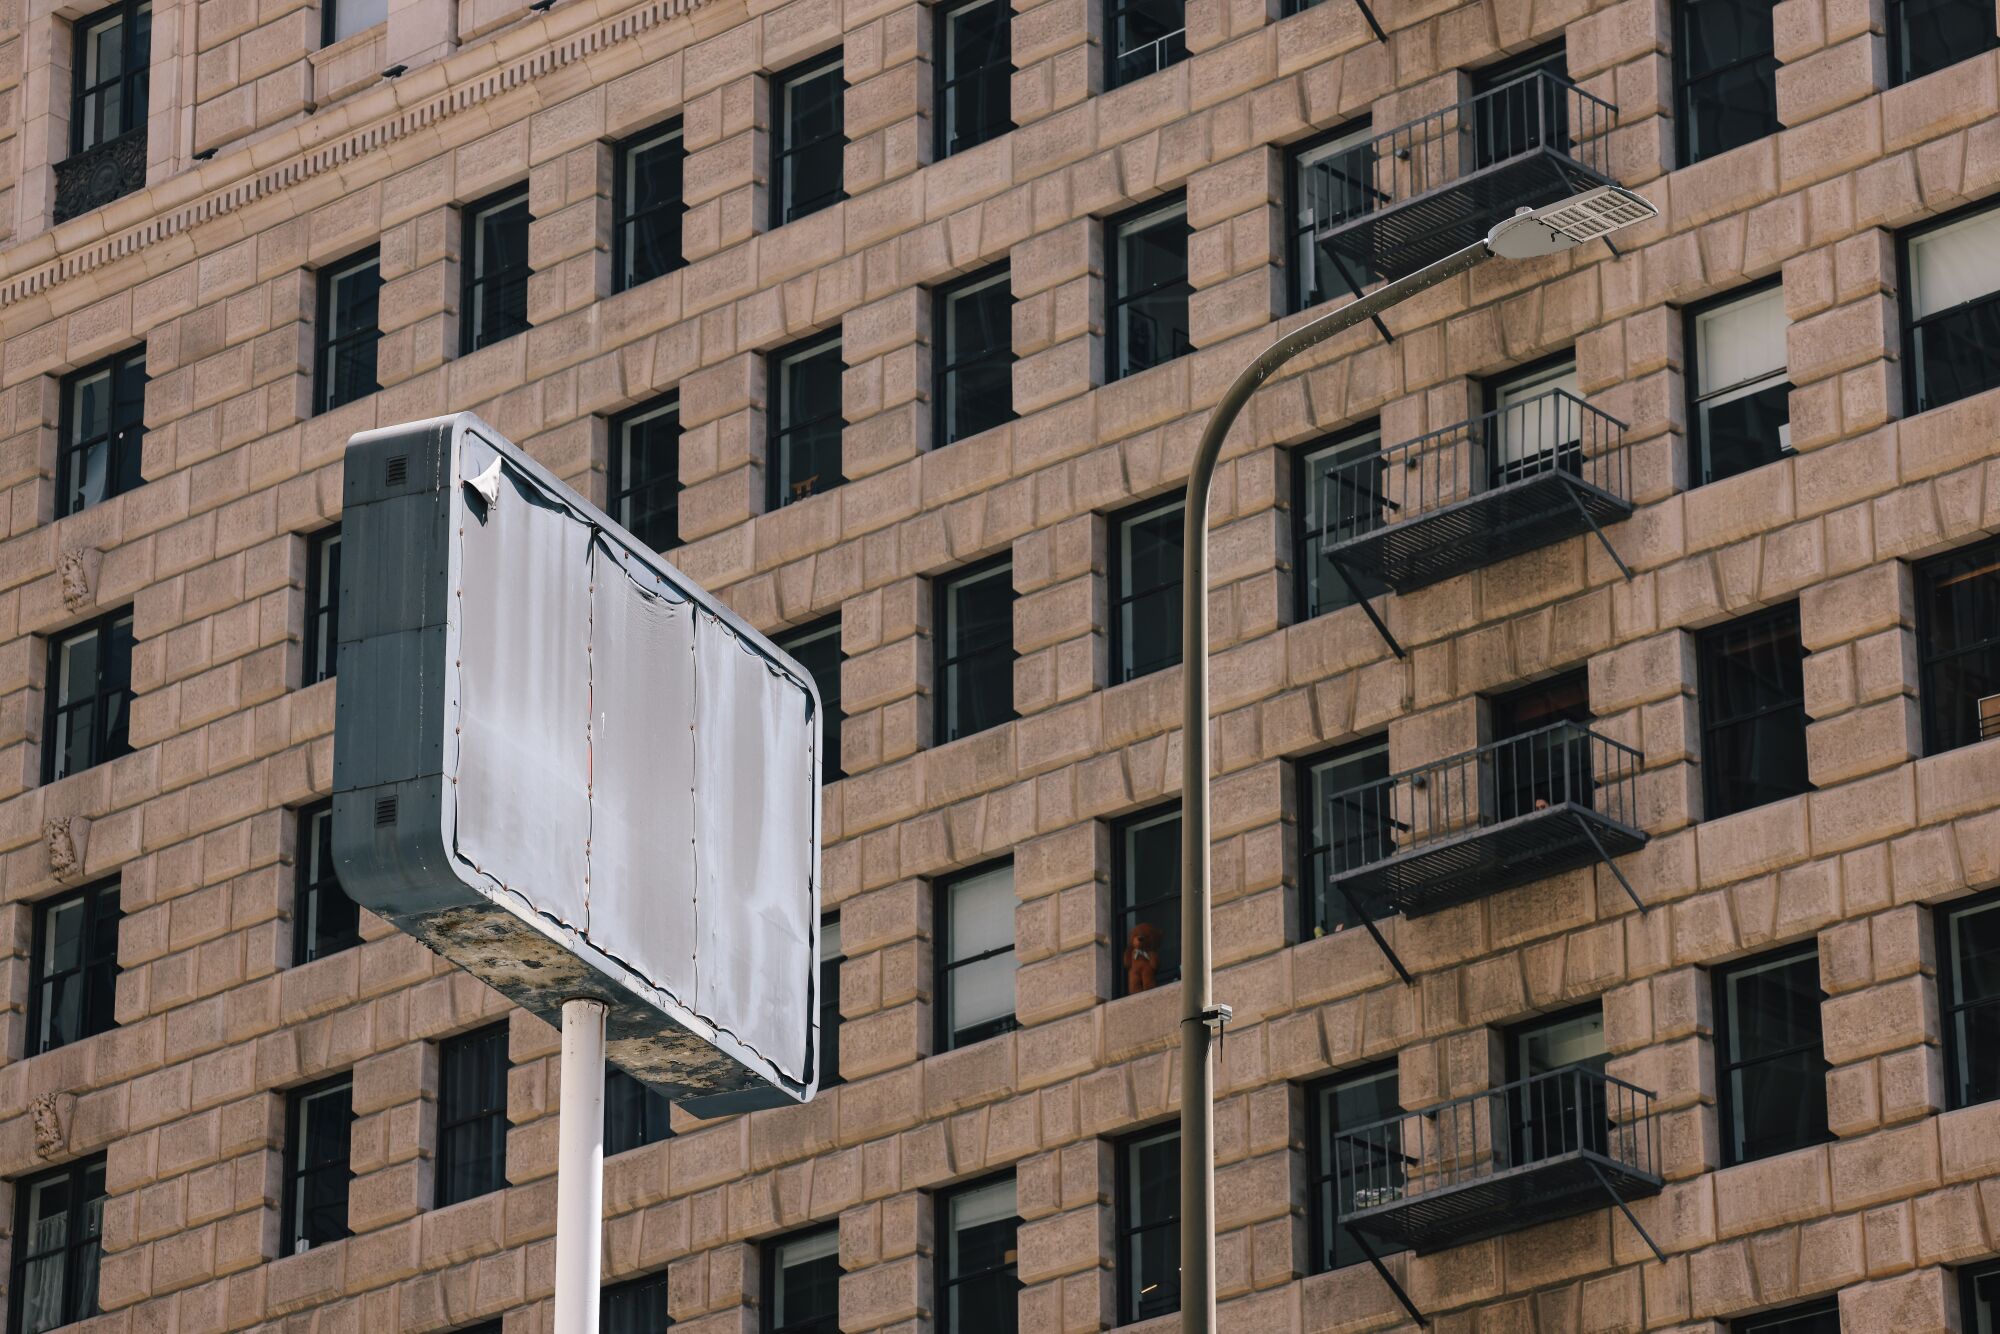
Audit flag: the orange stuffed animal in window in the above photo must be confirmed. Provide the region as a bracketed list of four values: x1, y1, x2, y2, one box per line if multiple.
[1124, 922, 1164, 994]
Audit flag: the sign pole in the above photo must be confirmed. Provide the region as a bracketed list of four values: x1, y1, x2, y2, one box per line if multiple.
[554, 998, 608, 1334]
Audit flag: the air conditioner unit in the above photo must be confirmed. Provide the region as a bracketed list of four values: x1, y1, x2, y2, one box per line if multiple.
[1980, 693, 2000, 741]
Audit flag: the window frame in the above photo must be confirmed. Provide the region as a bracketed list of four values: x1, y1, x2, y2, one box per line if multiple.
[934, 0, 1014, 159]
[294, 799, 361, 965]
[1915, 533, 2000, 754]
[1713, 941, 1831, 1168]
[1898, 198, 2000, 417]
[601, 1271, 674, 1334]
[932, 262, 1016, 448]
[28, 878, 121, 1058]
[934, 552, 1017, 745]
[8, 1154, 107, 1334]
[1105, 0, 1186, 90]
[766, 331, 846, 511]
[1113, 803, 1181, 997]
[607, 394, 682, 556]
[435, 1022, 511, 1207]
[1684, 277, 1791, 488]
[321, 0, 386, 43]
[818, 913, 843, 1090]
[314, 247, 382, 415]
[771, 51, 847, 230]
[1729, 1298, 1841, 1333]
[69, 0, 151, 155]
[1672, 0, 1780, 168]
[1291, 421, 1385, 623]
[934, 858, 1018, 1052]
[776, 615, 844, 784]
[1963, 1254, 2000, 1333]
[1305, 1061, 1399, 1275]
[1888, 0, 1999, 86]
[56, 347, 147, 521]
[761, 1222, 843, 1334]
[1287, 120, 1375, 314]
[604, 1066, 676, 1156]
[459, 185, 532, 356]
[1114, 1123, 1181, 1325]
[282, 1073, 354, 1256]
[1106, 194, 1192, 381]
[1938, 885, 2000, 1112]
[1297, 735, 1393, 939]
[612, 120, 686, 294]
[1695, 602, 1812, 821]
[935, 1172, 1020, 1334]
[303, 524, 342, 688]
[42, 605, 136, 786]
[1109, 494, 1186, 685]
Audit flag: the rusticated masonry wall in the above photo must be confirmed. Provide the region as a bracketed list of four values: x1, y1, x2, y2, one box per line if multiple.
[0, 0, 1997, 1330]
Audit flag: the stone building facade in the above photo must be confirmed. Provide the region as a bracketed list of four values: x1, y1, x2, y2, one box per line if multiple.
[1, 0, 2000, 1328]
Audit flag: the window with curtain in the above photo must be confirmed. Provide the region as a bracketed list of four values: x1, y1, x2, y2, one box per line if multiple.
[8, 1156, 107, 1334]
[764, 1225, 841, 1333]
[936, 861, 1017, 1050]
[1485, 357, 1581, 488]
[1904, 203, 2000, 413]
[1689, 282, 1791, 486]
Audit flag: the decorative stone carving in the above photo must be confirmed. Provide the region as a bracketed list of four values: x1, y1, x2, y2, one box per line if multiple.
[29, 1094, 74, 1159]
[44, 815, 90, 881]
[59, 547, 99, 612]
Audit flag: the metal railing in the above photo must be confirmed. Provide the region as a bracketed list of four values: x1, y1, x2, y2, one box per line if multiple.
[1333, 1065, 1660, 1216]
[1112, 27, 1188, 86]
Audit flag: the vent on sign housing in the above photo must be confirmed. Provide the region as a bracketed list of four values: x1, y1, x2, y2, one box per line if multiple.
[384, 455, 408, 487]
[1538, 187, 1656, 244]
[374, 795, 398, 827]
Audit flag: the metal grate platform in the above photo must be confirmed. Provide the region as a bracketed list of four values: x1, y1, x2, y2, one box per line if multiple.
[1343, 1148, 1664, 1255]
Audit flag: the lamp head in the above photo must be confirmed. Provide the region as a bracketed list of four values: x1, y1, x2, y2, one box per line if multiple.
[1485, 185, 1658, 260]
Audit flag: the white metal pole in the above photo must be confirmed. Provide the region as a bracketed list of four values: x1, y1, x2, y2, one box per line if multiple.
[555, 998, 608, 1334]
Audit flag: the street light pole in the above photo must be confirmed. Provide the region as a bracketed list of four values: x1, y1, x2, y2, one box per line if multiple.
[1176, 186, 1658, 1334]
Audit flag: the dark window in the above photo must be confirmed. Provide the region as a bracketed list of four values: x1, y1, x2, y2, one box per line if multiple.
[315, 249, 381, 414]
[8, 1156, 106, 1334]
[437, 1023, 510, 1206]
[1110, 496, 1183, 684]
[1483, 356, 1581, 488]
[614, 121, 685, 292]
[773, 53, 845, 228]
[1890, 0, 1997, 85]
[1115, 806, 1180, 997]
[819, 915, 843, 1089]
[1714, 943, 1830, 1166]
[43, 607, 134, 785]
[1731, 1300, 1839, 1334]
[767, 333, 845, 509]
[1674, 0, 1779, 167]
[1293, 423, 1384, 621]
[29, 879, 120, 1057]
[937, 861, 1016, 1050]
[1918, 536, 2000, 753]
[295, 800, 361, 965]
[461, 186, 532, 354]
[603, 1272, 673, 1334]
[1489, 669, 1594, 820]
[57, 348, 146, 520]
[605, 1067, 675, 1156]
[323, 0, 386, 42]
[1505, 1004, 1608, 1164]
[1107, 0, 1185, 88]
[1108, 197, 1191, 379]
[1300, 736, 1393, 937]
[283, 1075, 354, 1255]
[1115, 1126, 1179, 1323]
[304, 525, 342, 687]
[1697, 603, 1811, 820]
[763, 1224, 841, 1334]
[936, 0, 1012, 158]
[938, 1174, 1019, 1333]
[1966, 1256, 2000, 1334]
[777, 616, 843, 784]
[935, 265, 1015, 447]
[1903, 202, 2000, 415]
[1689, 282, 1790, 486]
[70, 0, 150, 154]
[936, 555, 1016, 744]
[1307, 1062, 1398, 1273]
[1940, 888, 2000, 1111]
[1471, 43, 1569, 169]
[1289, 123, 1375, 312]
[608, 396, 681, 555]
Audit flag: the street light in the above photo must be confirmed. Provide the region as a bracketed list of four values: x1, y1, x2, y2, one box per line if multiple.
[1175, 184, 1659, 1334]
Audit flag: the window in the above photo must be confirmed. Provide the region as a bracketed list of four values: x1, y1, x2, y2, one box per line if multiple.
[1674, 0, 1779, 167]
[1110, 496, 1183, 684]
[605, 1067, 675, 1155]
[1114, 806, 1180, 997]
[295, 800, 361, 964]
[1115, 1126, 1179, 1323]
[461, 186, 531, 354]
[1903, 203, 2000, 414]
[1505, 1004, 1608, 1164]
[764, 1224, 841, 1334]
[1108, 197, 1191, 379]
[1307, 1063, 1398, 1273]
[29, 879, 120, 1057]
[936, 0, 1012, 158]
[937, 1174, 1019, 1333]
[1300, 737, 1393, 937]
[936, 556, 1016, 744]
[1107, 0, 1185, 88]
[315, 248, 381, 413]
[1471, 43, 1568, 169]
[936, 861, 1017, 1050]
[767, 333, 844, 509]
[819, 915, 843, 1089]
[1966, 1256, 2000, 1334]
[57, 348, 146, 519]
[8, 1156, 106, 1334]
[1939, 889, 2000, 1111]
[1688, 282, 1790, 486]
[1290, 123, 1375, 312]
[436, 1023, 510, 1206]
[608, 396, 681, 555]
[934, 265, 1015, 447]
[304, 525, 341, 687]
[70, 0, 150, 155]
[1489, 669, 1594, 821]
[1714, 943, 1829, 1166]
[283, 1075, 353, 1255]
[615, 122, 685, 292]
[1293, 423, 1385, 621]
[1484, 356, 1581, 488]
[776, 616, 843, 783]
[773, 53, 845, 228]
[1731, 1300, 1839, 1334]
[1917, 536, 2000, 753]
[323, 0, 385, 42]
[1890, 0, 1997, 85]
[603, 1272, 673, 1334]
[43, 607, 134, 784]
[1696, 603, 1811, 820]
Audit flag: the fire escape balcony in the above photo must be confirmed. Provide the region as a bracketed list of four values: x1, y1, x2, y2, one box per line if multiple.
[1299, 69, 1619, 290]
